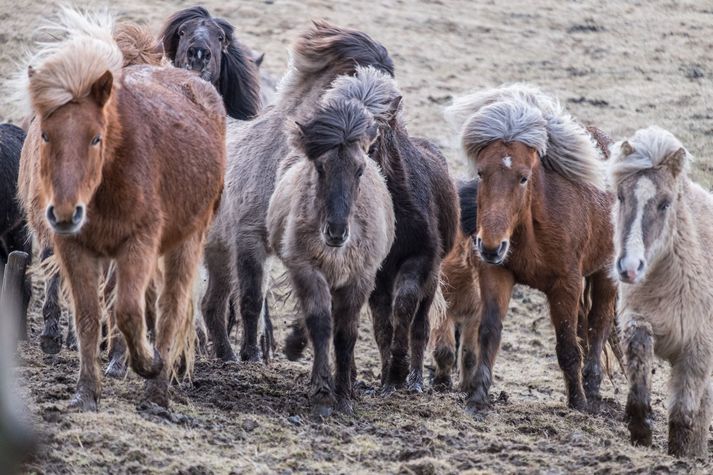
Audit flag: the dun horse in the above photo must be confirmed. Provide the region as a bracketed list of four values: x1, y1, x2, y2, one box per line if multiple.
[18, 8, 225, 410]
[610, 126, 713, 458]
[445, 84, 616, 413]
[159, 6, 262, 120]
[201, 21, 394, 363]
[267, 69, 397, 415]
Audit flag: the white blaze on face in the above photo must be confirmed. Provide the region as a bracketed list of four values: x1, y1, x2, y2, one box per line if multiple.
[622, 176, 657, 270]
[502, 155, 512, 169]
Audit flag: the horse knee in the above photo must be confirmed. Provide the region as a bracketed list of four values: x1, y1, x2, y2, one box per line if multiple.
[393, 283, 420, 320]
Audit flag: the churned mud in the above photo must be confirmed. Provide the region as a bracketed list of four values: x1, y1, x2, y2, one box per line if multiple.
[3, 0, 713, 473]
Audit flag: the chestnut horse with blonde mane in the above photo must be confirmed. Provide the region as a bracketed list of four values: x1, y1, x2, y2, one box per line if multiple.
[445, 84, 616, 414]
[18, 8, 225, 410]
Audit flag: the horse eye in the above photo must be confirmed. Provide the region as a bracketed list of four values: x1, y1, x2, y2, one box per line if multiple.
[91, 135, 101, 146]
[178, 30, 185, 37]
[476, 171, 482, 179]
[658, 200, 671, 212]
[218, 35, 224, 42]
[617, 193, 624, 203]
[316, 163, 325, 175]
[356, 167, 364, 178]
[519, 175, 528, 184]
[41, 131, 49, 143]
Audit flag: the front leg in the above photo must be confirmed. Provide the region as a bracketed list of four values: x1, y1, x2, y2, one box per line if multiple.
[547, 279, 586, 411]
[39, 246, 64, 355]
[465, 265, 514, 414]
[667, 344, 712, 458]
[54, 241, 101, 411]
[289, 263, 334, 417]
[622, 317, 654, 446]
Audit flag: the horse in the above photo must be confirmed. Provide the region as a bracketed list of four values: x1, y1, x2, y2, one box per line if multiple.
[444, 84, 616, 414]
[284, 70, 459, 396]
[17, 8, 225, 410]
[430, 180, 481, 391]
[267, 70, 397, 416]
[159, 6, 262, 120]
[201, 21, 394, 363]
[609, 126, 713, 458]
[0, 124, 32, 316]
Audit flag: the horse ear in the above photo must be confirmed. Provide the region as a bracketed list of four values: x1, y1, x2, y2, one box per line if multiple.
[386, 95, 402, 123]
[253, 52, 265, 67]
[620, 141, 635, 157]
[366, 123, 379, 148]
[663, 147, 687, 178]
[91, 71, 113, 107]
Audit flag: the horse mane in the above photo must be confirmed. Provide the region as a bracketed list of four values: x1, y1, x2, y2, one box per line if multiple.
[445, 83, 605, 189]
[114, 23, 163, 67]
[295, 99, 373, 159]
[279, 21, 394, 98]
[159, 6, 261, 120]
[320, 66, 401, 124]
[607, 126, 691, 189]
[19, 7, 123, 118]
[457, 178, 478, 236]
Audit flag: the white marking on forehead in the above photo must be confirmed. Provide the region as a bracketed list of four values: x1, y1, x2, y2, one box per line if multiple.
[623, 176, 657, 262]
[502, 156, 512, 169]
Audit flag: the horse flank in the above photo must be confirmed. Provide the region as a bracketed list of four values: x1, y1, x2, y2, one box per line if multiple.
[445, 83, 604, 189]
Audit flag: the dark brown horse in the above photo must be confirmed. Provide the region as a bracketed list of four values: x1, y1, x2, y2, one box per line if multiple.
[159, 6, 261, 120]
[18, 8, 225, 410]
[445, 84, 616, 413]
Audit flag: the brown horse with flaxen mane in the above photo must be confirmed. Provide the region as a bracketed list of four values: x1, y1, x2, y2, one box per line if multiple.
[17, 8, 225, 411]
[445, 84, 616, 414]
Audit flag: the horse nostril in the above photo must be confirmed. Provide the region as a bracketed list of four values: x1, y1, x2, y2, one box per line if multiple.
[637, 259, 645, 272]
[72, 205, 84, 225]
[187, 46, 196, 58]
[497, 240, 508, 256]
[204, 50, 211, 60]
[46, 206, 57, 225]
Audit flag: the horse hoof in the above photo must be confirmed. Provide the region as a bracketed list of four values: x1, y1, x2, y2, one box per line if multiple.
[336, 398, 354, 416]
[105, 357, 127, 379]
[68, 388, 99, 412]
[628, 419, 653, 447]
[65, 331, 78, 351]
[432, 376, 452, 393]
[240, 345, 261, 363]
[380, 384, 397, 397]
[40, 332, 63, 355]
[284, 328, 308, 362]
[217, 350, 238, 363]
[406, 370, 424, 394]
[143, 379, 170, 409]
[465, 400, 490, 420]
[132, 348, 163, 379]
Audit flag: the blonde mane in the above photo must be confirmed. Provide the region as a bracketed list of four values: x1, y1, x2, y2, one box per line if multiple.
[607, 125, 690, 189]
[18, 7, 123, 117]
[445, 83, 605, 189]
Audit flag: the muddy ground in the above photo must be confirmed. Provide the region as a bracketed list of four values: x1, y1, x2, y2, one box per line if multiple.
[3, 0, 713, 473]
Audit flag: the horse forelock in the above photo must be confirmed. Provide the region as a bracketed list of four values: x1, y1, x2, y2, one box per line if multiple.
[20, 7, 122, 117]
[446, 83, 605, 189]
[298, 99, 373, 159]
[321, 66, 400, 124]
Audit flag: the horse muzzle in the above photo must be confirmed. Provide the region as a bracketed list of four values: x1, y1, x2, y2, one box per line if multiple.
[617, 255, 646, 284]
[476, 236, 509, 265]
[46, 203, 85, 235]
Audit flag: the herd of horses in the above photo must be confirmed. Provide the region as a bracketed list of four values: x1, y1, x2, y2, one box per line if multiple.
[1, 5, 712, 459]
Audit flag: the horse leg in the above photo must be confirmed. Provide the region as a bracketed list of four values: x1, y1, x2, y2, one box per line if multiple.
[547, 279, 586, 411]
[622, 316, 654, 447]
[202, 241, 235, 361]
[114, 241, 161, 381]
[39, 247, 64, 354]
[285, 318, 308, 361]
[145, 232, 203, 407]
[332, 281, 367, 415]
[236, 243, 267, 362]
[103, 264, 126, 379]
[54, 242, 101, 411]
[291, 264, 334, 417]
[407, 272, 438, 393]
[432, 312, 456, 391]
[465, 265, 513, 414]
[369, 270, 394, 390]
[668, 345, 712, 457]
[691, 380, 713, 457]
[582, 270, 616, 407]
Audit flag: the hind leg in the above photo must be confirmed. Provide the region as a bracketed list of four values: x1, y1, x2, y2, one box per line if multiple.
[202, 241, 235, 362]
[622, 316, 654, 447]
[407, 276, 437, 393]
[582, 272, 616, 407]
[144, 232, 203, 408]
[236, 243, 267, 362]
[54, 242, 102, 411]
[432, 313, 456, 391]
[39, 247, 64, 355]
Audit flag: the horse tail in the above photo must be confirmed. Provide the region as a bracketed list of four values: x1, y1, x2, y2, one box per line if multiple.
[291, 21, 394, 79]
[457, 178, 478, 236]
[428, 275, 448, 344]
[114, 23, 163, 67]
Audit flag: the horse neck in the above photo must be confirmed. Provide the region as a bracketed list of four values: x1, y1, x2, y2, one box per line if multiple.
[372, 122, 408, 185]
[276, 69, 338, 118]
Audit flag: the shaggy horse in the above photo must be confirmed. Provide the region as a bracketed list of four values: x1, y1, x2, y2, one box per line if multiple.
[18, 8, 225, 410]
[445, 84, 616, 413]
[267, 71, 397, 415]
[160, 6, 262, 120]
[201, 21, 394, 363]
[0, 124, 31, 315]
[609, 126, 713, 458]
